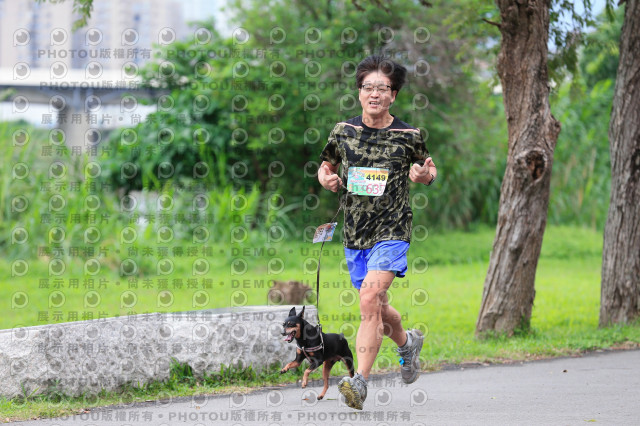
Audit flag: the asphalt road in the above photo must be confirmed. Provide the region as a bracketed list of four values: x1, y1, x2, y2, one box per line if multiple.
[13, 349, 640, 426]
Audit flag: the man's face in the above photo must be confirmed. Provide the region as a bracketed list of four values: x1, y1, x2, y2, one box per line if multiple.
[359, 71, 397, 118]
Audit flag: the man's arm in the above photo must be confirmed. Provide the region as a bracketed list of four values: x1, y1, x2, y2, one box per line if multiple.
[409, 157, 437, 185]
[318, 161, 343, 192]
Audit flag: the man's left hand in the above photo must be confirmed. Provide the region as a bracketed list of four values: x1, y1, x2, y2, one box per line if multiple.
[409, 157, 437, 185]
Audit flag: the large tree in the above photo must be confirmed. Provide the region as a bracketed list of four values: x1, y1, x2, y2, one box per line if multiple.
[476, 0, 561, 335]
[600, 0, 640, 326]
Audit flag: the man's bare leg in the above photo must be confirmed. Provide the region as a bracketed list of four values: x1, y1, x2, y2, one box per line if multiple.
[355, 270, 396, 379]
[380, 294, 407, 347]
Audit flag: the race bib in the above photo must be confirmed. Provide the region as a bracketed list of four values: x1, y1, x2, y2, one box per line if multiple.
[347, 167, 389, 196]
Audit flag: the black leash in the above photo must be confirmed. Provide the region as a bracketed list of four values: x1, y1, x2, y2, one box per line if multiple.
[315, 185, 346, 331]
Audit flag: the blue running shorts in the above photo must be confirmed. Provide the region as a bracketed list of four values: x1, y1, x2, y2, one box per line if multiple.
[344, 240, 410, 290]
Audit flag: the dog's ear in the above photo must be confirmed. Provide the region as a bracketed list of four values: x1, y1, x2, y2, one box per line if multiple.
[288, 307, 296, 317]
[298, 305, 305, 319]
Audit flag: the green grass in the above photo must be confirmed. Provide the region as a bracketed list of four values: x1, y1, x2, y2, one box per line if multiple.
[2, 225, 640, 422]
[0, 225, 604, 329]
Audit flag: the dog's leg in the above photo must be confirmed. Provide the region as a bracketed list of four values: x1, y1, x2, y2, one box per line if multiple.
[281, 360, 300, 374]
[302, 358, 321, 388]
[318, 359, 336, 400]
[302, 368, 312, 388]
[281, 349, 304, 374]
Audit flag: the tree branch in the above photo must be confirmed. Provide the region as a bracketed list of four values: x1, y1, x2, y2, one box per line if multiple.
[350, 0, 365, 12]
[482, 18, 502, 29]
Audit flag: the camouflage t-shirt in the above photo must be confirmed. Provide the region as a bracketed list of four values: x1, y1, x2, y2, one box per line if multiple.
[320, 115, 429, 250]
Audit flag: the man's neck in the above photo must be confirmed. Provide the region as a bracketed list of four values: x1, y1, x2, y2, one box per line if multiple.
[362, 113, 393, 129]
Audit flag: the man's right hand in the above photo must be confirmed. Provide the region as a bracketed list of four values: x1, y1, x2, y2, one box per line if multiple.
[319, 162, 342, 192]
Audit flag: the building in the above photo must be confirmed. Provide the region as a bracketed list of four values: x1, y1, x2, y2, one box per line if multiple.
[0, 0, 187, 74]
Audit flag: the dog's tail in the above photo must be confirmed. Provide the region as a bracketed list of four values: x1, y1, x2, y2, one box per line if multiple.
[340, 334, 355, 378]
[344, 353, 355, 377]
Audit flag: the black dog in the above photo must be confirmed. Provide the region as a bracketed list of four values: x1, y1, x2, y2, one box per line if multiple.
[280, 306, 354, 399]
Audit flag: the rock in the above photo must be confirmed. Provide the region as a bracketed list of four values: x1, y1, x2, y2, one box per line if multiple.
[267, 280, 314, 305]
[0, 305, 315, 398]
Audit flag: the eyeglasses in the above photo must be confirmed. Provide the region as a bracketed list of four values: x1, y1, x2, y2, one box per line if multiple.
[360, 84, 392, 94]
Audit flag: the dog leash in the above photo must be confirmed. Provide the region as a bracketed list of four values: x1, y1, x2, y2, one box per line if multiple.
[314, 184, 346, 332]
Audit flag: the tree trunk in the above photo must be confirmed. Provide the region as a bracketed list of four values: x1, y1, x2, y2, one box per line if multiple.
[600, 0, 640, 327]
[476, 0, 561, 335]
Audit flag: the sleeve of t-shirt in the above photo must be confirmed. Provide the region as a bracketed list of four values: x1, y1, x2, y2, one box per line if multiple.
[410, 130, 429, 164]
[319, 124, 342, 166]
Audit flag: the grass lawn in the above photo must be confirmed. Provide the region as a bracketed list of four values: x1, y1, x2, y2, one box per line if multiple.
[1, 225, 639, 421]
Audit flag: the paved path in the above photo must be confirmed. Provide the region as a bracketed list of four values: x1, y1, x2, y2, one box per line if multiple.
[14, 349, 640, 425]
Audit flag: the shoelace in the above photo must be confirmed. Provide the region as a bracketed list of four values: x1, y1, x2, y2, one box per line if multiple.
[352, 375, 367, 393]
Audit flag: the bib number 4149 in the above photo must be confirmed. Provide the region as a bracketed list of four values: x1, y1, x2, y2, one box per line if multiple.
[347, 167, 389, 197]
